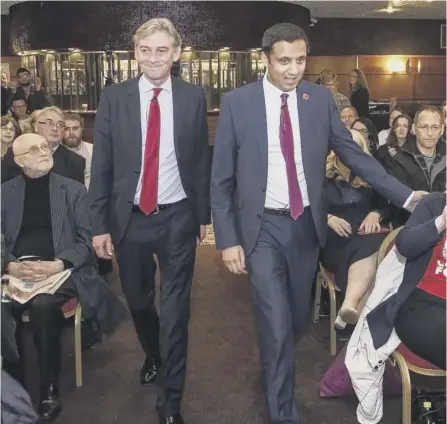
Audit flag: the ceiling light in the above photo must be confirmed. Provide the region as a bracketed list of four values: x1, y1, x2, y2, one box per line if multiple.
[387, 4, 394, 13]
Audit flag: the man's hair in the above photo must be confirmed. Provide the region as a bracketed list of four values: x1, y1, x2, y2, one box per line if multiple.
[441, 101, 446, 109]
[340, 105, 358, 116]
[414, 105, 443, 124]
[12, 95, 27, 105]
[16, 67, 30, 76]
[262, 23, 310, 55]
[64, 112, 84, 128]
[133, 18, 181, 49]
[30, 106, 65, 129]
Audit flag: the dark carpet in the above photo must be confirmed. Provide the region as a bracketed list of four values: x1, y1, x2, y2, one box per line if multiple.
[19, 247, 417, 424]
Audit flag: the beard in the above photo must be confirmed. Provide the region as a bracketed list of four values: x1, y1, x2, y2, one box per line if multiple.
[63, 137, 82, 148]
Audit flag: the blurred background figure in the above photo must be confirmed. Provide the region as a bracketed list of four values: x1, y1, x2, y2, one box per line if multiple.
[319, 69, 351, 111]
[348, 68, 370, 118]
[1, 116, 20, 159]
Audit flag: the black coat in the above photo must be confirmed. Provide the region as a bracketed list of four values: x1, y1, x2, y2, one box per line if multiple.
[350, 86, 369, 118]
[367, 192, 445, 349]
[7, 85, 52, 114]
[1, 144, 85, 185]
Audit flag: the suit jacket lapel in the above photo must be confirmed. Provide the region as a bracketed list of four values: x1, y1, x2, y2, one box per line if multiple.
[49, 173, 64, 253]
[9, 177, 25, 247]
[296, 82, 313, 179]
[250, 80, 268, 175]
[127, 77, 143, 168]
[171, 77, 183, 163]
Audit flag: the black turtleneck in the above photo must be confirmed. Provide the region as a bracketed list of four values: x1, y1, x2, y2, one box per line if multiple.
[13, 172, 54, 260]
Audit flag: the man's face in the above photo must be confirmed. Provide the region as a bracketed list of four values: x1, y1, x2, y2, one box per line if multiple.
[323, 80, 337, 95]
[12, 100, 27, 118]
[340, 107, 358, 128]
[412, 111, 444, 151]
[35, 111, 65, 147]
[63, 119, 83, 148]
[389, 110, 402, 128]
[1, 72, 8, 87]
[262, 39, 307, 92]
[14, 135, 53, 176]
[18, 71, 31, 86]
[135, 31, 180, 85]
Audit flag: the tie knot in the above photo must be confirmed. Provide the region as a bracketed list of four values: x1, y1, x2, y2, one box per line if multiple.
[281, 93, 289, 107]
[152, 88, 162, 99]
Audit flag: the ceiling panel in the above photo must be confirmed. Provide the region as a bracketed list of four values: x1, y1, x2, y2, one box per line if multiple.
[1, 0, 446, 19]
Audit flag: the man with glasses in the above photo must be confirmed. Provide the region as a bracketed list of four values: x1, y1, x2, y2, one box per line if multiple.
[1, 132, 126, 422]
[388, 105, 446, 226]
[2, 106, 85, 184]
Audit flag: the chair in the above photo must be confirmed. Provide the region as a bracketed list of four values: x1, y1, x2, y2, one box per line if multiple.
[313, 263, 339, 355]
[22, 298, 83, 387]
[377, 227, 446, 424]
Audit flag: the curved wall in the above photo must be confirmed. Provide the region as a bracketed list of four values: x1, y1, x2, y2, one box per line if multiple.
[9, 1, 310, 53]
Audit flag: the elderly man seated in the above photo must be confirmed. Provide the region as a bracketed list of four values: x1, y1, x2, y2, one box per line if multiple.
[1, 133, 127, 422]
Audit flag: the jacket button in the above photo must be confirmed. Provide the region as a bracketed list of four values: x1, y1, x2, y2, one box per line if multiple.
[378, 360, 383, 364]
[257, 214, 262, 219]
[128, 200, 133, 204]
[373, 366, 378, 370]
[261, 188, 266, 192]
[134, 171, 140, 175]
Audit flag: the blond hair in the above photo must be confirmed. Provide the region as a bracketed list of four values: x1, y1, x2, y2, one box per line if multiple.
[30, 107, 65, 132]
[326, 129, 370, 188]
[133, 18, 181, 49]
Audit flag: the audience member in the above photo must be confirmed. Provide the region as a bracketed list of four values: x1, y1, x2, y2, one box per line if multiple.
[7, 68, 52, 113]
[375, 113, 412, 170]
[348, 69, 369, 118]
[321, 129, 390, 328]
[319, 69, 351, 111]
[63, 112, 93, 188]
[10, 96, 31, 132]
[1, 116, 20, 158]
[441, 101, 446, 142]
[388, 106, 445, 227]
[351, 117, 379, 155]
[1, 133, 127, 421]
[377, 106, 404, 146]
[1, 71, 11, 116]
[340, 105, 358, 129]
[2, 106, 85, 184]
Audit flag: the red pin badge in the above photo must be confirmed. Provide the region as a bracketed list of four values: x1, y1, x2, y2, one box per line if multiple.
[303, 93, 309, 100]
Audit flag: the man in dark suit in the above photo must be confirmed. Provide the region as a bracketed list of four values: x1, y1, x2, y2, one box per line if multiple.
[2, 133, 126, 422]
[211, 23, 426, 424]
[89, 18, 210, 424]
[2, 106, 85, 184]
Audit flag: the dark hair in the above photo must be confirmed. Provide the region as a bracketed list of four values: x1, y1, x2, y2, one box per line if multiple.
[12, 95, 27, 104]
[16, 67, 30, 76]
[414, 105, 443, 124]
[351, 117, 379, 154]
[386, 114, 412, 148]
[262, 23, 310, 55]
[64, 111, 84, 128]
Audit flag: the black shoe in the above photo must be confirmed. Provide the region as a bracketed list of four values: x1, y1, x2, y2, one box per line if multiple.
[140, 357, 157, 385]
[38, 383, 62, 421]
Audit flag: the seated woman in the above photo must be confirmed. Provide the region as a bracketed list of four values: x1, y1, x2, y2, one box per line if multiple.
[375, 113, 412, 171]
[394, 193, 446, 369]
[351, 117, 380, 155]
[322, 129, 391, 328]
[1, 116, 20, 159]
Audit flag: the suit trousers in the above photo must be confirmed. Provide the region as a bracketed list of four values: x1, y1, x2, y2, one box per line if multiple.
[115, 200, 197, 415]
[10, 278, 77, 396]
[246, 208, 319, 424]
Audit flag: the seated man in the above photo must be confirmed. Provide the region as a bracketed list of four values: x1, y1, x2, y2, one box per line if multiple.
[1, 133, 127, 421]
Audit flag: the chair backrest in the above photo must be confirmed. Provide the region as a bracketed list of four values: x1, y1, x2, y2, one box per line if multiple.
[377, 227, 403, 266]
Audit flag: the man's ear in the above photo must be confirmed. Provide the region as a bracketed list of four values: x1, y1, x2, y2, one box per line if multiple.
[14, 156, 24, 168]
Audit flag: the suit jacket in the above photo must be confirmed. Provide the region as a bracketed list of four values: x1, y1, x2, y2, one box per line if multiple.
[211, 80, 412, 254]
[1, 143, 86, 184]
[1, 173, 127, 336]
[89, 76, 211, 244]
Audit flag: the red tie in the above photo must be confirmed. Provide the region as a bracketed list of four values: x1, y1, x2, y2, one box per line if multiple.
[139, 88, 162, 215]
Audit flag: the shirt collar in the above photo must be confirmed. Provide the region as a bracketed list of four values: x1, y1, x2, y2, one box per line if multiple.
[263, 73, 296, 99]
[139, 74, 172, 94]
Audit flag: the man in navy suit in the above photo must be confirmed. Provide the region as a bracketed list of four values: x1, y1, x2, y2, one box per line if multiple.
[211, 23, 426, 424]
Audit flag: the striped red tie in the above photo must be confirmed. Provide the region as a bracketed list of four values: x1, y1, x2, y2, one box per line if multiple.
[139, 88, 162, 215]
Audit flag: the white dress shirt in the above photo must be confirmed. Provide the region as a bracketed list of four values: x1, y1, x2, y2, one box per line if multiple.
[68, 140, 93, 189]
[263, 75, 309, 209]
[134, 76, 186, 205]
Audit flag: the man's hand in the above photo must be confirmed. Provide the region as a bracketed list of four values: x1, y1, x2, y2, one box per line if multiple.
[435, 205, 447, 234]
[405, 191, 429, 212]
[358, 212, 381, 235]
[328, 216, 352, 238]
[7, 260, 63, 281]
[197, 225, 207, 245]
[222, 245, 247, 275]
[92, 234, 114, 259]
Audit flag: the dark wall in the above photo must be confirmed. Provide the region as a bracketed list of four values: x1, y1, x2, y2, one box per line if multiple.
[9, 1, 310, 53]
[308, 18, 445, 56]
[1, 15, 12, 56]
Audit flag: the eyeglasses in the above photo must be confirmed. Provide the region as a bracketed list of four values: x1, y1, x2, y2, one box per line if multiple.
[415, 124, 442, 132]
[355, 128, 369, 136]
[15, 143, 51, 157]
[1, 126, 16, 132]
[37, 120, 65, 130]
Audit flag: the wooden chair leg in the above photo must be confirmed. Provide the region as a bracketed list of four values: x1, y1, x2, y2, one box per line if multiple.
[327, 282, 337, 356]
[313, 273, 323, 324]
[393, 353, 412, 424]
[74, 304, 83, 388]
